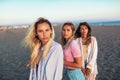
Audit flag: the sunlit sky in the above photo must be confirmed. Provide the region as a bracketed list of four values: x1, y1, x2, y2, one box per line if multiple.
[0, 0, 120, 25]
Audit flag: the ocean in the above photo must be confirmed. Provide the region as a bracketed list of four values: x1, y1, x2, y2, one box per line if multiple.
[89, 21, 120, 26]
[0, 20, 120, 27]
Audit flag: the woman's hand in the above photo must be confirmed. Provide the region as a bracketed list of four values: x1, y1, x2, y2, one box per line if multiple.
[81, 67, 86, 75]
[85, 68, 91, 76]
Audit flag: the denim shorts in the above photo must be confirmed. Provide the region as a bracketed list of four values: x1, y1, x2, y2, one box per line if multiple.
[66, 69, 85, 80]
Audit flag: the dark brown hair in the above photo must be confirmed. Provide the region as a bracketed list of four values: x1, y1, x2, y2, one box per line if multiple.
[75, 22, 91, 45]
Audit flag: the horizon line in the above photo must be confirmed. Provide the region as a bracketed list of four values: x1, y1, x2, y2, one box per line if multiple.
[0, 20, 120, 26]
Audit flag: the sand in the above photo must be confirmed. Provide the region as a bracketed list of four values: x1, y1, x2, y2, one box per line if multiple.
[0, 26, 120, 80]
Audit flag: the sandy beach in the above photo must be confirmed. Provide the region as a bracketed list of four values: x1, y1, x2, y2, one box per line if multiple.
[0, 25, 120, 80]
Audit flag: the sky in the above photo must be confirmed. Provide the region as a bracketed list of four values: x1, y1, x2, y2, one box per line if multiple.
[0, 0, 120, 25]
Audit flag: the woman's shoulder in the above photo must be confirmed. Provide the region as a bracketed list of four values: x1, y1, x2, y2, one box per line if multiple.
[52, 41, 62, 48]
[50, 41, 63, 56]
[70, 40, 77, 44]
[91, 36, 97, 41]
[75, 37, 81, 42]
[75, 37, 80, 41]
[69, 40, 78, 47]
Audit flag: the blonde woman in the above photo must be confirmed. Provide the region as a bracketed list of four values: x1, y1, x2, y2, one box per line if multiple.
[23, 17, 63, 80]
[61, 22, 84, 80]
[75, 22, 98, 80]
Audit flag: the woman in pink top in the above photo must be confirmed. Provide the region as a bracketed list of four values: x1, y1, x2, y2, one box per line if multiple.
[61, 22, 84, 80]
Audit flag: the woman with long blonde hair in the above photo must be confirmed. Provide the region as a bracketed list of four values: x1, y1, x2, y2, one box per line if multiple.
[23, 17, 63, 80]
[61, 22, 84, 80]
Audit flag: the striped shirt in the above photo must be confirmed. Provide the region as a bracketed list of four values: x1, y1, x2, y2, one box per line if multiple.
[29, 41, 63, 80]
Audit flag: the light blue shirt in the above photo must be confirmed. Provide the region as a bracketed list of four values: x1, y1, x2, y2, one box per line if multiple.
[29, 41, 63, 80]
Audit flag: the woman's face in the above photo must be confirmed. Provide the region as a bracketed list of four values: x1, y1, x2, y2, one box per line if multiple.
[80, 25, 88, 36]
[36, 22, 52, 45]
[63, 25, 73, 40]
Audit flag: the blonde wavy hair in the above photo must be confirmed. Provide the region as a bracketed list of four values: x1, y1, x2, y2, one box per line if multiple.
[61, 22, 75, 48]
[23, 17, 55, 68]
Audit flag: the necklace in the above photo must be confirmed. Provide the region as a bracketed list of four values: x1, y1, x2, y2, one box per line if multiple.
[82, 39, 87, 42]
[82, 38, 88, 45]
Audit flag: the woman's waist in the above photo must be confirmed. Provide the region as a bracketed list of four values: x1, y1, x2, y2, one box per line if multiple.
[65, 66, 82, 71]
[66, 68, 82, 72]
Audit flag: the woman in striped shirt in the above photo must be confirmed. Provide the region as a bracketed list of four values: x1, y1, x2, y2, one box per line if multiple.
[23, 17, 63, 80]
